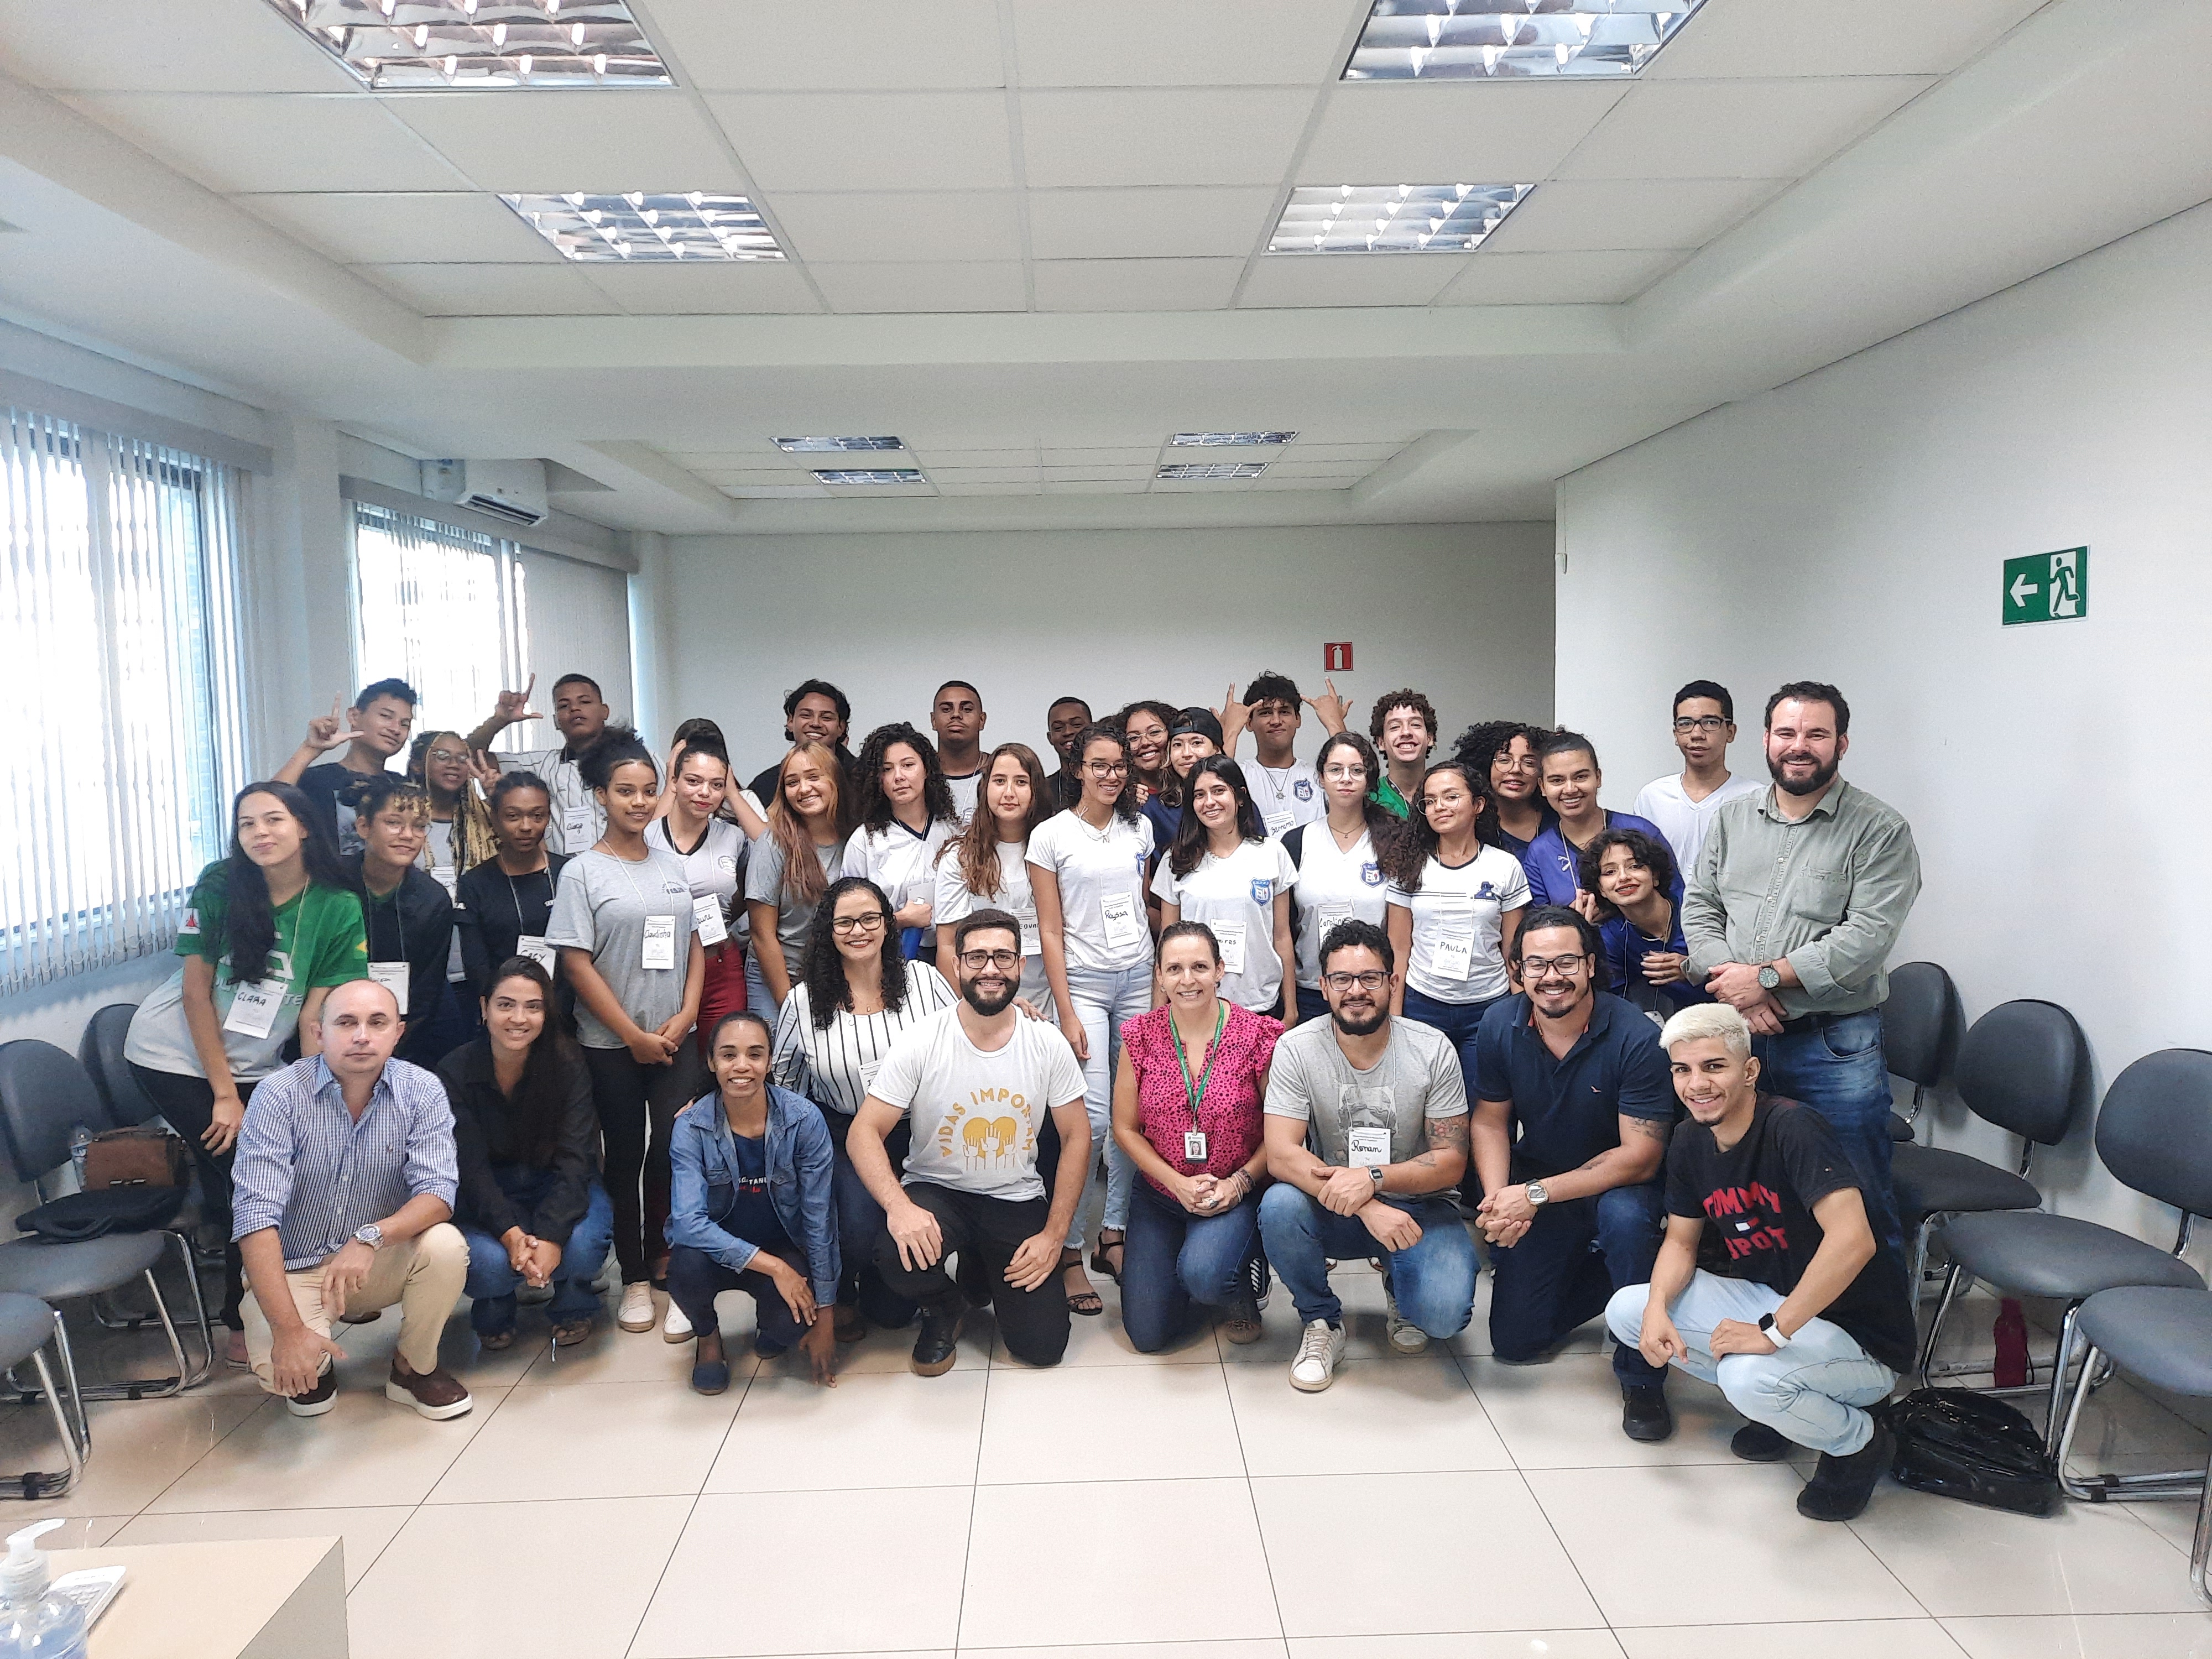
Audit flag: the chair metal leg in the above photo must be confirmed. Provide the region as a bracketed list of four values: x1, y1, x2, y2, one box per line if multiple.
[2194, 1449, 2212, 1608]
[48, 1314, 88, 1455]
[2055, 1340, 2206, 1503]
[7, 1272, 199, 1405]
[160, 1230, 215, 1388]
[2044, 1301, 2083, 1442]
[1907, 1215, 1936, 1310]
[0, 1322, 88, 1501]
[1918, 1261, 1968, 1389]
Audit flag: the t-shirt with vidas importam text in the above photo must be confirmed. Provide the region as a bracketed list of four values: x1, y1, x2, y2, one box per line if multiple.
[868, 1006, 1087, 1204]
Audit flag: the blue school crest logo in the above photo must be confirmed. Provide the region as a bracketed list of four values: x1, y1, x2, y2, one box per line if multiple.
[1293, 778, 1314, 802]
[1360, 861, 1384, 886]
[1474, 881, 1498, 901]
[1250, 878, 1274, 905]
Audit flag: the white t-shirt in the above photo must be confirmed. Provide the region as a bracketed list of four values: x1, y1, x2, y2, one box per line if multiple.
[841, 818, 955, 916]
[1025, 809, 1155, 974]
[1244, 759, 1326, 838]
[1285, 823, 1389, 989]
[506, 747, 602, 855]
[870, 1005, 1087, 1203]
[1385, 846, 1531, 1005]
[943, 770, 982, 828]
[934, 841, 1051, 1012]
[1631, 772, 1764, 885]
[770, 962, 957, 1117]
[648, 815, 748, 946]
[1150, 837, 1298, 1013]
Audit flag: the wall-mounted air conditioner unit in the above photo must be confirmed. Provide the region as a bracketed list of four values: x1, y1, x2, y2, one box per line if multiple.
[420, 458, 550, 527]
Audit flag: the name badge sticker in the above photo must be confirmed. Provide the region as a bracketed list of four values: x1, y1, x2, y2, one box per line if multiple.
[368, 960, 410, 1006]
[515, 935, 556, 971]
[1431, 933, 1475, 981]
[1019, 910, 1042, 958]
[642, 914, 677, 971]
[1347, 1125, 1391, 1168]
[692, 894, 728, 947]
[1099, 892, 1144, 951]
[561, 806, 591, 845]
[223, 979, 284, 1040]
[1211, 919, 1248, 977]
[1262, 809, 1294, 838]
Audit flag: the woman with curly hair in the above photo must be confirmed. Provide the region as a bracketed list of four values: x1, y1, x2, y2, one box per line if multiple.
[842, 722, 960, 961]
[1116, 699, 1179, 807]
[1452, 719, 1553, 857]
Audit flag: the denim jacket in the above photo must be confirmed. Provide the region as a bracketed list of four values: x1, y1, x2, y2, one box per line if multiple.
[665, 1085, 839, 1307]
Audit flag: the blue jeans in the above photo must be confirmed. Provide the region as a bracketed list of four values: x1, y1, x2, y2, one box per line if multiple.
[666, 1241, 807, 1355]
[1606, 1273, 1896, 1455]
[1063, 961, 1152, 1245]
[1401, 986, 1503, 1110]
[461, 1173, 614, 1334]
[1488, 1181, 1666, 1387]
[1258, 1185, 1477, 1337]
[821, 1107, 919, 1328]
[743, 954, 782, 1031]
[1121, 1178, 1262, 1353]
[1751, 1011, 1901, 1251]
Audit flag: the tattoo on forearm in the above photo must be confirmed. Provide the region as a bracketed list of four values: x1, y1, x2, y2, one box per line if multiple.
[1426, 1116, 1470, 1155]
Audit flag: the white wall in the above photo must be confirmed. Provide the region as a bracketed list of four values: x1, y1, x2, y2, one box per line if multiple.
[664, 523, 1556, 781]
[1554, 199, 2212, 1251]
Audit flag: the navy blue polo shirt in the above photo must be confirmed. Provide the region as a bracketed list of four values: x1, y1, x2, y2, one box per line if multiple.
[1472, 989, 1676, 1177]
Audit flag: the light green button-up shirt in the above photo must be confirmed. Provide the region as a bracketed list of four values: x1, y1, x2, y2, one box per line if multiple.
[1681, 777, 1922, 1018]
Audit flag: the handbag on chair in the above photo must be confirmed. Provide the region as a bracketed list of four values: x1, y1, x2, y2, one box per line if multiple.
[81, 1125, 190, 1191]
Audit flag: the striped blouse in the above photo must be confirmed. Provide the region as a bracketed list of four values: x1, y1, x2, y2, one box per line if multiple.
[770, 962, 958, 1117]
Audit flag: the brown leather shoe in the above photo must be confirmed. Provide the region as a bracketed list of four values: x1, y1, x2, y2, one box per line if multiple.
[384, 1359, 473, 1420]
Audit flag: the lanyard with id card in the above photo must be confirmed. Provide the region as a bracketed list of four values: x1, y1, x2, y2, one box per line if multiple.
[1347, 1124, 1392, 1168]
[1262, 810, 1295, 838]
[515, 935, 555, 971]
[1172, 1002, 1225, 1167]
[1427, 894, 1478, 982]
[223, 978, 286, 1040]
[368, 960, 410, 1005]
[642, 914, 677, 971]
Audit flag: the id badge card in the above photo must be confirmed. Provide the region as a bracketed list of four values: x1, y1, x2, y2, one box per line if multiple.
[368, 960, 409, 1006]
[692, 894, 729, 947]
[1431, 932, 1475, 980]
[431, 865, 458, 901]
[223, 978, 284, 1039]
[561, 805, 591, 847]
[641, 914, 677, 971]
[1317, 902, 1354, 933]
[858, 1057, 883, 1096]
[1262, 809, 1295, 838]
[1211, 918, 1248, 976]
[1183, 1129, 1209, 1164]
[1347, 1125, 1391, 1168]
[1099, 891, 1144, 951]
[515, 935, 556, 971]
[1019, 909, 1041, 958]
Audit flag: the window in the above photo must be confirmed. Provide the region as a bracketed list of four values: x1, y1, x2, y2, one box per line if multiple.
[1, 405, 252, 991]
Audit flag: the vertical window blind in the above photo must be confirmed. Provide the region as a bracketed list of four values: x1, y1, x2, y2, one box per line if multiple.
[1, 405, 252, 992]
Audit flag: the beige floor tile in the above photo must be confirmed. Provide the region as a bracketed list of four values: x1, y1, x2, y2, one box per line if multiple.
[810, 1308, 996, 1377]
[706, 1370, 984, 1492]
[510, 1319, 747, 1389]
[1615, 1620, 1969, 1659]
[348, 1495, 692, 1659]
[1848, 1478, 2212, 1615]
[1526, 1464, 1920, 1626]
[2058, 1378, 2210, 1479]
[1220, 1264, 1398, 1366]
[1462, 1352, 1757, 1469]
[978, 1363, 1241, 1483]
[1287, 1634, 1624, 1659]
[426, 1379, 740, 1504]
[632, 1487, 972, 1657]
[113, 1504, 410, 1588]
[990, 1275, 1219, 1367]
[1940, 1612, 2212, 1659]
[2132, 1495, 2199, 1556]
[1228, 1355, 1511, 1477]
[1257, 1471, 1600, 1636]
[32, 1516, 131, 1547]
[309, 1301, 545, 1391]
[0, 1389, 262, 1520]
[1444, 1273, 1610, 1361]
[984, 1644, 1288, 1659]
[961, 1478, 1279, 1647]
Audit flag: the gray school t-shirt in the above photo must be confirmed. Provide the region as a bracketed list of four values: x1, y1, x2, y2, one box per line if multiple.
[743, 834, 848, 958]
[1262, 1017, 1468, 1168]
[545, 847, 698, 1050]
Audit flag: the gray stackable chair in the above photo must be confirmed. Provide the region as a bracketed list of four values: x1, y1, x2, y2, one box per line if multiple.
[77, 1005, 164, 1126]
[0, 1040, 212, 1399]
[1919, 1046, 2212, 1436]
[1893, 999, 2086, 1312]
[0, 1292, 88, 1500]
[2054, 1285, 2212, 1602]
[1881, 960, 1960, 1145]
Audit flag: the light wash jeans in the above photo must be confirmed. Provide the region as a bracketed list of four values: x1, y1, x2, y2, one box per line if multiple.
[743, 953, 783, 1032]
[1258, 1185, 1478, 1338]
[1605, 1271, 1896, 1456]
[1062, 959, 1151, 1249]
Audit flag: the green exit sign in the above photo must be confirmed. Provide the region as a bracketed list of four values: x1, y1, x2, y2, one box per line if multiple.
[2002, 547, 2088, 626]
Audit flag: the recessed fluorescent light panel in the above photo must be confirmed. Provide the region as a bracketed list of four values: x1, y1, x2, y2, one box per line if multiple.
[1170, 432, 1298, 447]
[774, 437, 905, 453]
[1157, 462, 1268, 481]
[1344, 0, 1707, 80]
[812, 469, 926, 485]
[502, 193, 783, 262]
[265, 0, 671, 88]
[1268, 184, 1532, 254]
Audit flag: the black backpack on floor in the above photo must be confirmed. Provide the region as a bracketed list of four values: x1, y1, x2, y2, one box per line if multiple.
[1886, 1387, 2059, 1516]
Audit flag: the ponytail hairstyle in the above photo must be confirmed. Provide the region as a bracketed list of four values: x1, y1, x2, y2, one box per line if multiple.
[576, 722, 656, 792]
[951, 742, 1053, 900]
[851, 722, 956, 834]
[218, 781, 351, 985]
[1378, 760, 1499, 894]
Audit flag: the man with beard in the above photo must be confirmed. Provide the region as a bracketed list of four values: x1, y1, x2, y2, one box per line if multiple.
[847, 910, 1091, 1375]
[1044, 695, 1092, 810]
[466, 672, 614, 854]
[1682, 682, 1921, 1250]
[1258, 919, 1478, 1392]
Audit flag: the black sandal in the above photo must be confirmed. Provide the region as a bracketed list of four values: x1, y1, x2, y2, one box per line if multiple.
[1061, 1252, 1103, 1316]
[1089, 1230, 1126, 1284]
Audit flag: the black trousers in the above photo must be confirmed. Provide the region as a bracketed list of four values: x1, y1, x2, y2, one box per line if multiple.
[128, 1063, 252, 1327]
[666, 1241, 809, 1354]
[584, 1043, 707, 1283]
[873, 1182, 1069, 1367]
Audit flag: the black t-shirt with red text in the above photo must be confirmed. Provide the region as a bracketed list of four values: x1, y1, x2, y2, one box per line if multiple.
[1664, 1094, 1917, 1373]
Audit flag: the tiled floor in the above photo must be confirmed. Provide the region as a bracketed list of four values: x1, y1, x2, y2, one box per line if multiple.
[3, 1258, 2208, 1659]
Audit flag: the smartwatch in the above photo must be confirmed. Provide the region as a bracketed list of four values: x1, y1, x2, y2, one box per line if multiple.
[1757, 1311, 1791, 1347]
[1525, 1181, 1550, 1209]
[352, 1223, 383, 1251]
[1756, 964, 1782, 992]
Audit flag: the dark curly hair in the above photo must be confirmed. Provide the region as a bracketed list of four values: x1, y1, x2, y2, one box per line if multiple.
[1576, 827, 1679, 921]
[797, 876, 911, 1029]
[1368, 688, 1438, 750]
[576, 723, 656, 792]
[851, 722, 957, 834]
[1452, 719, 1543, 786]
[1376, 760, 1499, 892]
[1069, 724, 1140, 823]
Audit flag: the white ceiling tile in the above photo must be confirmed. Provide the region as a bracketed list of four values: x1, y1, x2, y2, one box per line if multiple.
[1041, 480, 1151, 494]
[356, 263, 620, 316]
[936, 482, 1038, 495]
[238, 192, 557, 264]
[928, 466, 1042, 483]
[580, 262, 823, 315]
[1027, 186, 1277, 260]
[382, 91, 745, 194]
[1040, 464, 1154, 481]
[664, 448, 788, 465]
[1647, 0, 2048, 79]
[723, 484, 832, 498]
[692, 468, 814, 486]
[65, 93, 466, 194]
[1020, 89, 1318, 188]
[1034, 258, 1244, 312]
[1433, 248, 1690, 305]
[645, 0, 1006, 90]
[1300, 83, 1626, 185]
[818, 482, 937, 497]
[1235, 255, 1463, 308]
[1009, 0, 1357, 87]
[1265, 459, 1372, 477]
[1557, 77, 1936, 181]
[706, 92, 1015, 191]
[907, 448, 1038, 467]
[1151, 477, 1256, 492]
[1040, 446, 1160, 465]
[769, 192, 1023, 264]
[1251, 475, 1351, 489]
[1483, 178, 1784, 252]
[1280, 442, 1401, 460]
[810, 260, 1027, 312]
[0, 0, 357, 92]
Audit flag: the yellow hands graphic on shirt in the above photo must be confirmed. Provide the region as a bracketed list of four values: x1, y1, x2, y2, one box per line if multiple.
[937, 1091, 1034, 1167]
[960, 1115, 1021, 1165]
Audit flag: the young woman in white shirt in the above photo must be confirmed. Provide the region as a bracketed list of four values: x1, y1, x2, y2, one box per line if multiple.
[1029, 724, 1155, 1295]
[933, 742, 1056, 1018]
[1281, 731, 1397, 1024]
[743, 742, 850, 1021]
[842, 722, 959, 962]
[772, 876, 957, 1338]
[1150, 757, 1298, 1025]
[1381, 760, 1531, 1097]
[646, 734, 749, 1062]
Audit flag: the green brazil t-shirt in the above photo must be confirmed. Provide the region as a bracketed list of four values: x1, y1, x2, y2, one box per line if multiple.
[122, 861, 369, 1082]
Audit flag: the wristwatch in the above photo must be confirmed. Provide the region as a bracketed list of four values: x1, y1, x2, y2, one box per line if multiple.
[1757, 1311, 1792, 1347]
[1756, 964, 1782, 992]
[1525, 1181, 1550, 1208]
[352, 1223, 383, 1251]
[1368, 1166, 1386, 1190]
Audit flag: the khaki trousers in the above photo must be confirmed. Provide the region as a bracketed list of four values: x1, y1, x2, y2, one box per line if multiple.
[243, 1223, 469, 1394]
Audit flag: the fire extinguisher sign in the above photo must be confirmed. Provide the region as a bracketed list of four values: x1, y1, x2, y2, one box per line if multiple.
[1323, 641, 1353, 673]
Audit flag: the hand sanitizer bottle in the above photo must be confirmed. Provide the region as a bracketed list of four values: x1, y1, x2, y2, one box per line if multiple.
[0, 1521, 86, 1658]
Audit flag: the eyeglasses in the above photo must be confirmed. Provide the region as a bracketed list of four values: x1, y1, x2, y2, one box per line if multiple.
[1085, 760, 1129, 776]
[427, 748, 468, 765]
[958, 950, 1021, 972]
[1672, 716, 1729, 733]
[1321, 765, 1366, 782]
[1321, 970, 1390, 992]
[1519, 954, 1590, 977]
[831, 914, 888, 934]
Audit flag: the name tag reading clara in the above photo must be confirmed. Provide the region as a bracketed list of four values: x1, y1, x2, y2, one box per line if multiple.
[642, 914, 677, 971]
[1347, 1125, 1391, 1168]
[692, 894, 728, 946]
[515, 935, 556, 971]
[368, 960, 409, 1005]
[1211, 919, 1248, 976]
[223, 979, 284, 1039]
[1099, 892, 1144, 951]
[1183, 1129, 1209, 1164]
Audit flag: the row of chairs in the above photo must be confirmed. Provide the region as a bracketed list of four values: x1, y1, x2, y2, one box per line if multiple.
[1875, 963, 2212, 1598]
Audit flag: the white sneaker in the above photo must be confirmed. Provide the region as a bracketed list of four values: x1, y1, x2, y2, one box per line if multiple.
[617, 1282, 656, 1333]
[1383, 1283, 1430, 1354]
[662, 1300, 693, 1343]
[1290, 1318, 1346, 1392]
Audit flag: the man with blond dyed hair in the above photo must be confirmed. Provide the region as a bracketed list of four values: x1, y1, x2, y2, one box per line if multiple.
[1605, 1001, 1915, 1521]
